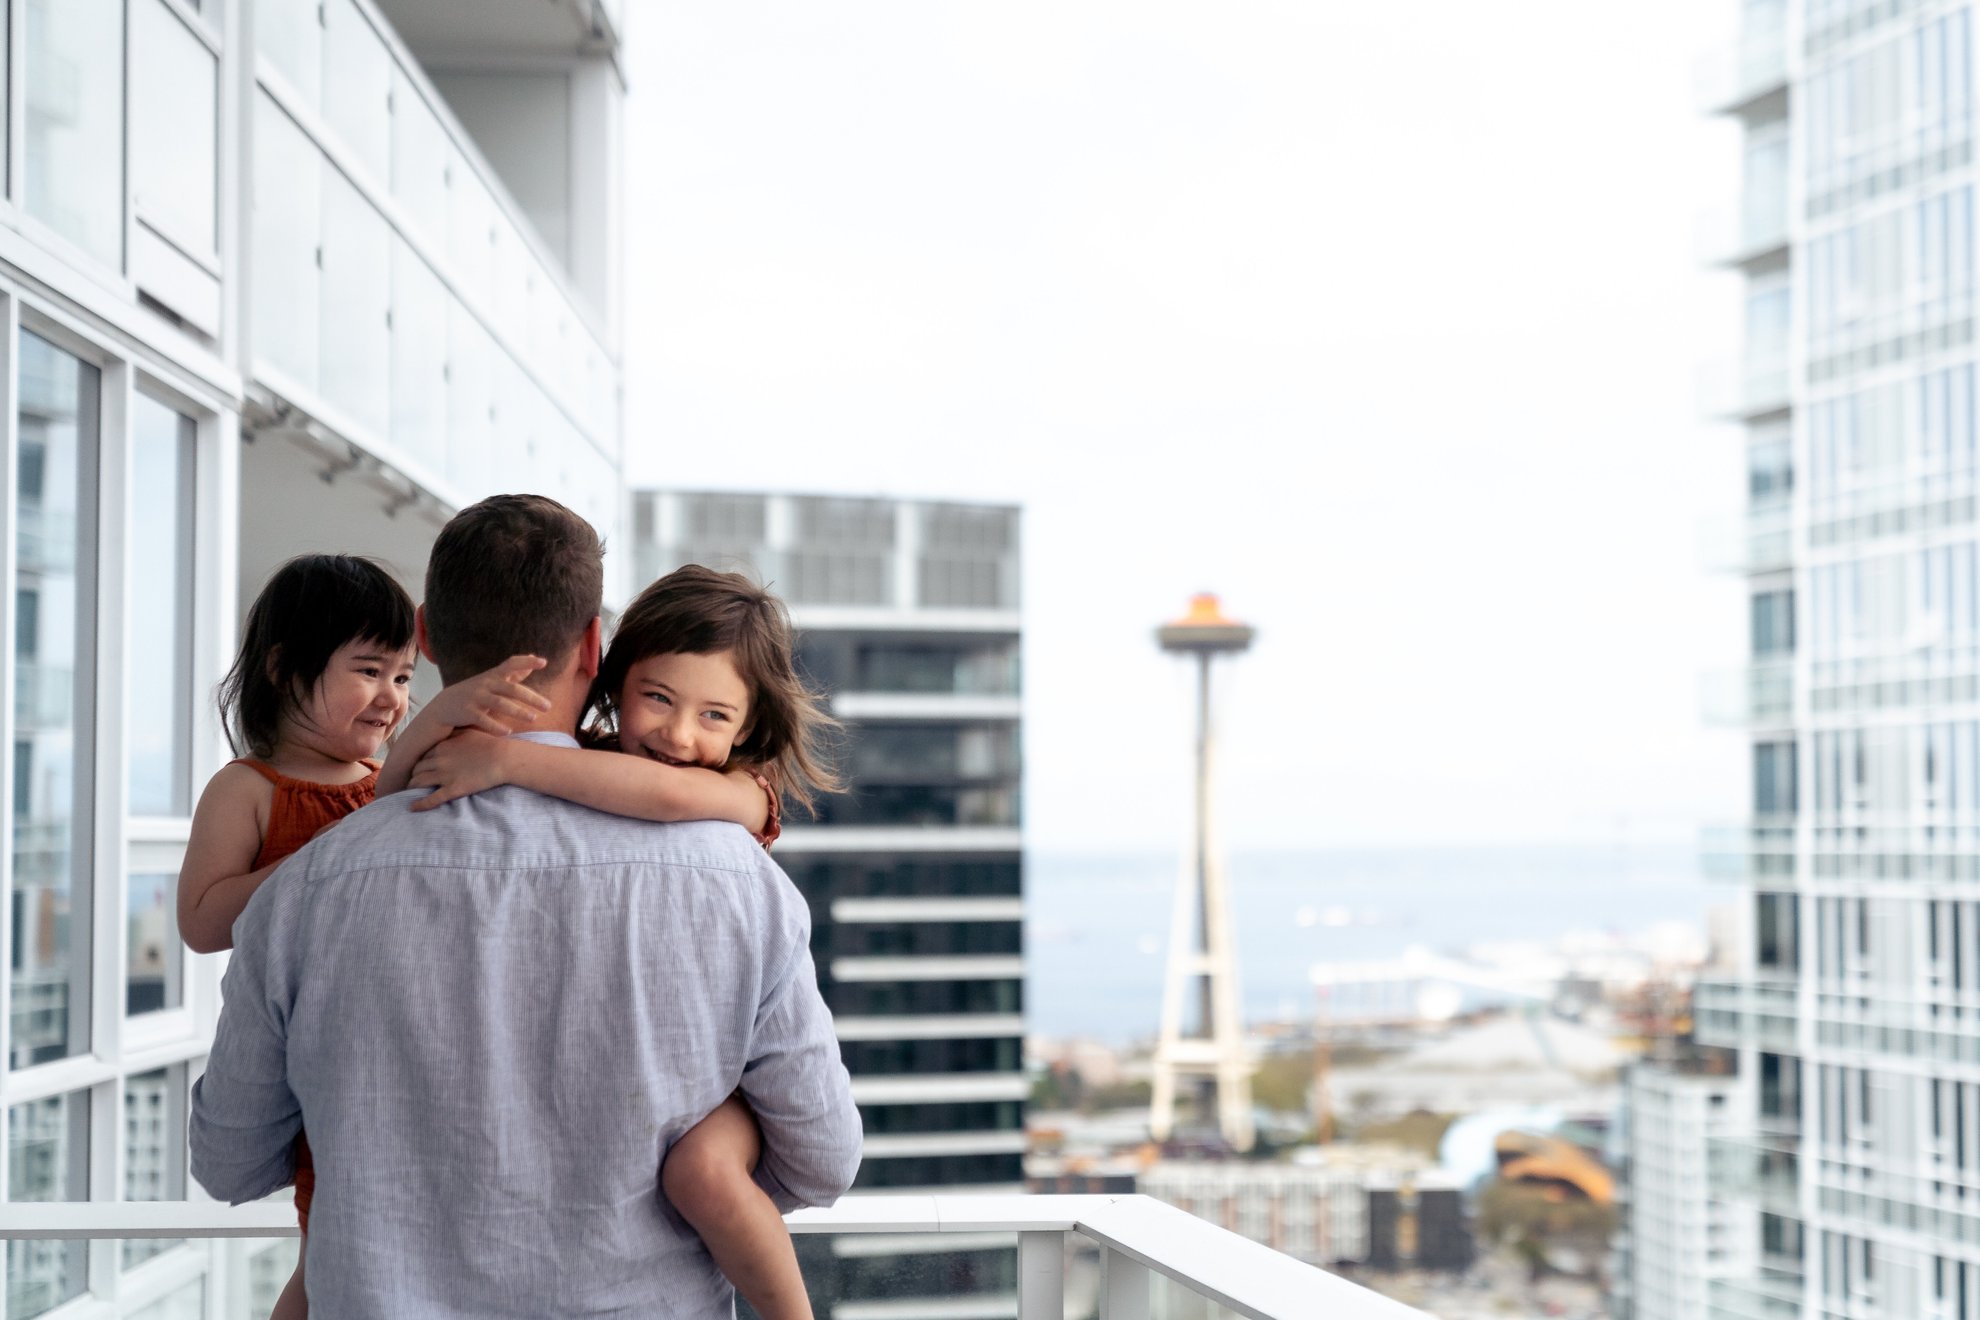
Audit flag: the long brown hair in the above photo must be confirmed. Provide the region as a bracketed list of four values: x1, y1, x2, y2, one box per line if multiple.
[586, 565, 842, 813]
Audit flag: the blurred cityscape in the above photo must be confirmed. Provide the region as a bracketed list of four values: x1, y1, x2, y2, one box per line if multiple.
[0, 1, 1974, 1320]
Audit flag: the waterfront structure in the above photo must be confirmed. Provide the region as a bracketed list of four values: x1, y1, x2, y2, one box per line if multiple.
[1150, 594, 1256, 1152]
[1611, 1058, 1748, 1320]
[0, 1, 626, 1314]
[1676, 1, 1980, 1315]
[631, 489, 1025, 1317]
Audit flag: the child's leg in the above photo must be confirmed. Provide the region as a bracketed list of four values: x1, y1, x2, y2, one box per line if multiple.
[661, 1095, 813, 1320]
[267, 1246, 306, 1320]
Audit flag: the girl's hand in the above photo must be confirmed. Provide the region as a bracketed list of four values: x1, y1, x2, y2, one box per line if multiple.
[408, 730, 515, 810]
[425, 655, 552, 736]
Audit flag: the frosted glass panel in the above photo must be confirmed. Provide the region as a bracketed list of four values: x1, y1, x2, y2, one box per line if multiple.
[130, 0, 218, 255]
[251, 94, 322, 389]
[25, 0, 126, 267]
[446, 306, 493, 494]
[256, 0, 321, 109]
[390, 69, 449, 245]
[322, 0, 391, 184]
[319, 170, 391, 438]
[390, 239, 450, 474]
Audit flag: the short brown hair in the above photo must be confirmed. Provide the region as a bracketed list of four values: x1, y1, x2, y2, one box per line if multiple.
[586, 564, 842, 813]
[424, 494, 603, 684]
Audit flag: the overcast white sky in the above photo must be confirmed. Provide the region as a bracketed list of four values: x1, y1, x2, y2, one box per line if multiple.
[620, 1, 1753, 854]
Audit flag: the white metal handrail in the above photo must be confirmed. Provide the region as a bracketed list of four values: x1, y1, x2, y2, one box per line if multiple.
[0, 1194, 1427, 1320]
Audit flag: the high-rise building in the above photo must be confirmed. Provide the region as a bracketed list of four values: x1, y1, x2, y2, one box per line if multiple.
[1677, 1, 1980, 1315]
[0, 2, 626, 1315]
[1612, 1057, 1749, 1320]
[632, 488, 1026, 1318]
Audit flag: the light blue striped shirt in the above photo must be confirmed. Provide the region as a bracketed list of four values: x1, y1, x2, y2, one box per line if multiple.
[190, 733, 861, 1318]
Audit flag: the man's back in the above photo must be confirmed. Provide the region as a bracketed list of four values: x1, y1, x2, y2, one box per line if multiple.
[191, 775, 861, 1318]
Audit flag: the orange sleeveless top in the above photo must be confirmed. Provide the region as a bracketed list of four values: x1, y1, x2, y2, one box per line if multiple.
[233, 758, 380, 870]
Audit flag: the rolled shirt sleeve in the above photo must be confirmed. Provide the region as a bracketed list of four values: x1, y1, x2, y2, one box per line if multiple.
[189, 878, 302, 1204]
[740, 872, 863, 1212]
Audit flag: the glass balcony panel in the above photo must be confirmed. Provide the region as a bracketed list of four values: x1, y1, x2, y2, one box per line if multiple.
[231, 1238, 299, 1320]
[251, 94, 323, 391]
[445, 153, 497, 317]
[823, 1239, 1018, 1309]
[257, 0, 322, 108]
[5, 1090, 89, 1320]
[128, 394, 196, 817]
[24, 0, 125, 268]
[388, 68, 449, 245]
[129, 1281, 202, 1320]
[389, 237, 450, 475]
[322, 0, 392, 186]
[129, 0, 219, 258]
[445, 304, 494, 493]
[319, 168, 392, 440]
[11, 332, 97, 1071]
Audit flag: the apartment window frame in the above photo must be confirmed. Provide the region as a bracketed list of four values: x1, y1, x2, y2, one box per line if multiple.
[0, 290, 234, 1316]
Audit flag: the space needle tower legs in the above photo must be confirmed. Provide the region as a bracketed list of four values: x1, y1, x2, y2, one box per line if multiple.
[1149, 594, 1255, 1153]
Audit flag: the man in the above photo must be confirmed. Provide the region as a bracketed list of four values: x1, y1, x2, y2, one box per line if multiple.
[191, 495, 861, 1317]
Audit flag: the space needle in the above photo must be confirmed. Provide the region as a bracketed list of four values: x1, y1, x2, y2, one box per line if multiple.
[1148, 593, 1255, 1152]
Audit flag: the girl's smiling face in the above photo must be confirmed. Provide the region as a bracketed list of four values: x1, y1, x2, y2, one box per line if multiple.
[616, 650, 753, 769]
[287, 638, 416, 763]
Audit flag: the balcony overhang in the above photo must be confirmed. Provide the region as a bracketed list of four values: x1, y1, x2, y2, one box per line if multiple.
[374, 0, 621, 63]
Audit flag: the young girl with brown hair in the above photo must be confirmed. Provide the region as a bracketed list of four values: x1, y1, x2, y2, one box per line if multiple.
[377, 563, 843, 1320]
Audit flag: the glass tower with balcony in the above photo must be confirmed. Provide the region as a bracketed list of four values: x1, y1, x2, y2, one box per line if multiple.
[1661, 1, 1980, 1316]
[0, 2, 627, 1316]
[632, 490, 1026, 1318]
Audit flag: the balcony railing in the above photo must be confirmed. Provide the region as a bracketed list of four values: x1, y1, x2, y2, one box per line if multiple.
[1694, 29, 1789, 118]
[1699, 660, 1794, 727]
[1696, 506, 1792, 575]
[1697, 355, 1793, 421]
[1693, 978, 1797, 1051]
[0, 1194, 1427, 1319]
[1699, 819, 1797, 881]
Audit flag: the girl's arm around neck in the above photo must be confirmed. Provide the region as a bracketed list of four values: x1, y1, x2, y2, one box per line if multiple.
[177, 763, 280, 954]
[409, 733, 772, 834]
[377, 655, 551, 796]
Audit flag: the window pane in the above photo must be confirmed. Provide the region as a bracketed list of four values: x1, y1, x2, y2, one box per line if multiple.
[11, 332, 96, 1069]
[126, 871, 181, 1017]
[122, 1066, 188, 1269]
[6, 1091, 90, 1319]
[128, 395, 195, 817]
[24, 0, 126, 267]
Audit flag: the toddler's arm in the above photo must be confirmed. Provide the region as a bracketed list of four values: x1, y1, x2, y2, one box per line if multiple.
[178, 764, 280, 954]
[376, 655, 551, 796]
[408, 731, 773, 835]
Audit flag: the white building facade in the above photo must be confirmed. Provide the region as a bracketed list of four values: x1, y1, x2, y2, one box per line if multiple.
[0, 2, 626, 1315]
[1613, 1061, 1751, 1320]
[1696, 1, 1980, 1316]
[632, 489, 1025, 1319]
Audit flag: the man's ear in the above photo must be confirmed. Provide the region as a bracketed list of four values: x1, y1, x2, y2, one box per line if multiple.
[414, 605, 438, 665]
[577, 615, 603, 683]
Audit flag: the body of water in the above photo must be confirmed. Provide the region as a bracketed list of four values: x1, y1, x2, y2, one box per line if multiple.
[1024, 844, 1718, 1044]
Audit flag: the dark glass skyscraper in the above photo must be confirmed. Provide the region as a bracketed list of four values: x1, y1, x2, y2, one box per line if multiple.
[632, 490, 1025, 1317]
